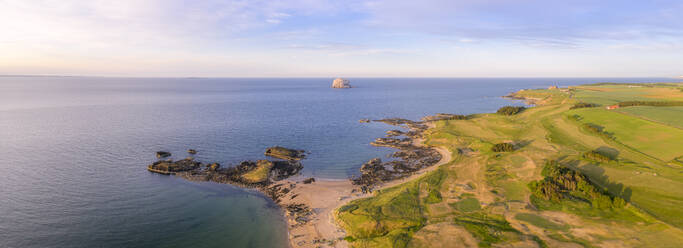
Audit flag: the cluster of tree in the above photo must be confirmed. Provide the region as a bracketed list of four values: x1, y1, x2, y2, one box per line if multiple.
[529, 160, 626, 209]
[582, 150, 613, 163]
[582, 123, 613, 139]
[570, 102, 600, 109]
[491, 143, 515, 152]
[617, 101, 683, 107]
[496, 106, 526, 115]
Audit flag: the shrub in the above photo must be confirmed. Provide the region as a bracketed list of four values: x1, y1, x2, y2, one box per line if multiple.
[582, 150, 613, 163]
[491, 143, 515, 152]
[582, 123, 613, 139]
[497, 106, 526, 115]
[529, 160, 626, 209]
[570, 102, 599, 109]
[568, 114, 583, 121]
[424, 189, 443, 204]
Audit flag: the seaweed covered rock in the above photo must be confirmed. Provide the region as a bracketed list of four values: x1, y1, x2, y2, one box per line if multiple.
[148, 158, 201, 174]
[265, 146, 306, 160]
[156, 151, 171, 158]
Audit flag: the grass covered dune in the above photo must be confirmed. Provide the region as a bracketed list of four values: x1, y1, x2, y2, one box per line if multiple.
[335, 82, 683, 248]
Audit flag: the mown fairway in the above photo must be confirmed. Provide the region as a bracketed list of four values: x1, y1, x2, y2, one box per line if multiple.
[336, 83, 683, 248]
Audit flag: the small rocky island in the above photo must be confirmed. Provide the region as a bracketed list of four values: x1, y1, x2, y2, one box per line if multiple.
[331, 78, 351, 88]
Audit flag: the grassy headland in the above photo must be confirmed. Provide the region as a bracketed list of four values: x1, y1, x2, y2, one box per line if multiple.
[335, 82, 683, 247]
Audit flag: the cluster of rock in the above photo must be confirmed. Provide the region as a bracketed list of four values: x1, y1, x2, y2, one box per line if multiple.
[265, 146, 306, 160]
[147, 158, 201, 175]
[331, 78, 352, 88]
[146, 147, 314, 226]
[351, 117, 444, 192]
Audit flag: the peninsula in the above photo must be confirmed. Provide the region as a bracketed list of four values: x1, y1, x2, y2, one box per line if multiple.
[335, 82, 683, 248]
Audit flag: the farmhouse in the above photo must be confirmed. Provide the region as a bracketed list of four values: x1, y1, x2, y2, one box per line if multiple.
[606, 104, 620, 110]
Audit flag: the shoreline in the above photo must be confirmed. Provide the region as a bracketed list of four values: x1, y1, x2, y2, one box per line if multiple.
[144, 118, 451, 248]
[281, 122, 452, 248]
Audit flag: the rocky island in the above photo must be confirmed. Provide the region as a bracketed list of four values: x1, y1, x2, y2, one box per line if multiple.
[331, 78, 351, 88]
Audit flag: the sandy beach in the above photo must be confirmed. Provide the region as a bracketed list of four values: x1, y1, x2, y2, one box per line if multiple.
[282, 130, 452, 248]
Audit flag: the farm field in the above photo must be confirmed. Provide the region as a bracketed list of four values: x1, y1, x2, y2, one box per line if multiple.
[615, 106, 683, 129]
[335, 82, 683, 248]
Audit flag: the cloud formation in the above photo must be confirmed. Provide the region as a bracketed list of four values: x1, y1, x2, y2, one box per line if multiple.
[0, 0, 681, 77]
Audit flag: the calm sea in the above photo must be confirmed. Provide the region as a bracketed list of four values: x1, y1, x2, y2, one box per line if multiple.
[0, 77, 671, 248]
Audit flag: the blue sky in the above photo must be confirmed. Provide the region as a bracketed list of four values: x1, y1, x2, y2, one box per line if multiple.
[1, 0, 682, 77]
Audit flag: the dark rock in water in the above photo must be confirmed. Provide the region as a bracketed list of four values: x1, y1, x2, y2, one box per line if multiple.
[265, 146, 306, 160]
[187, 149, 197, 155]
[156, 151, 171, 158]
[147, 158, 201, 174]
[360, 158, 383, 173]
[385, 130, 404, 137]
[359, 119, 371, 123]
[374, 118, 428, 133]
[302, 178, 315, 184]
[271, 160, 303, 180]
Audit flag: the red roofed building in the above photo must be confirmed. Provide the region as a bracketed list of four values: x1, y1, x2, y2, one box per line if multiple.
[606, 105, 620, 110]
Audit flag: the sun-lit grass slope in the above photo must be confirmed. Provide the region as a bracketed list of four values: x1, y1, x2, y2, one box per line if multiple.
[569, 108, 683, 161]
[335, 82, 683, 248]
[335, 167, 451, 248]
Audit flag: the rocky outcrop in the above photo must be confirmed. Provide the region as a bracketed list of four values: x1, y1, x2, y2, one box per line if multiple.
[187, 149, 197, 155]
[331, 78, 351, 88]
[265, 146, 306, 160]
[351, 117, 442, 190]
[147, 157, 200, 174]
[359, 119, 371, 123]
[156, 151, 171, 158]
[146, 147, 312, 228]
[385, 130, 404, 137]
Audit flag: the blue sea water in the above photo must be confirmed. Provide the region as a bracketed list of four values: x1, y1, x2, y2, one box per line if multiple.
[0, 77, 672, 248]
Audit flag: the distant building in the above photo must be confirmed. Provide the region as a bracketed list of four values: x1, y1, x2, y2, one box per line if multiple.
[548, 85, 558, 90]
[606, 105, 619, 110]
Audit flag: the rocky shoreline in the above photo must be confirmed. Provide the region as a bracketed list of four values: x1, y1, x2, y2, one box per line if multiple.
[145, 114, 451, 248]
[351, 118, 442, 193]
[146, 147, 315, 227]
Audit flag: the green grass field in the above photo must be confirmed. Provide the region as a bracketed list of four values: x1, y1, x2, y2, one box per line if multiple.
[569, 108, 683, 161]
[336, 83, 683, 248]
[616, 106, 683, 129]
